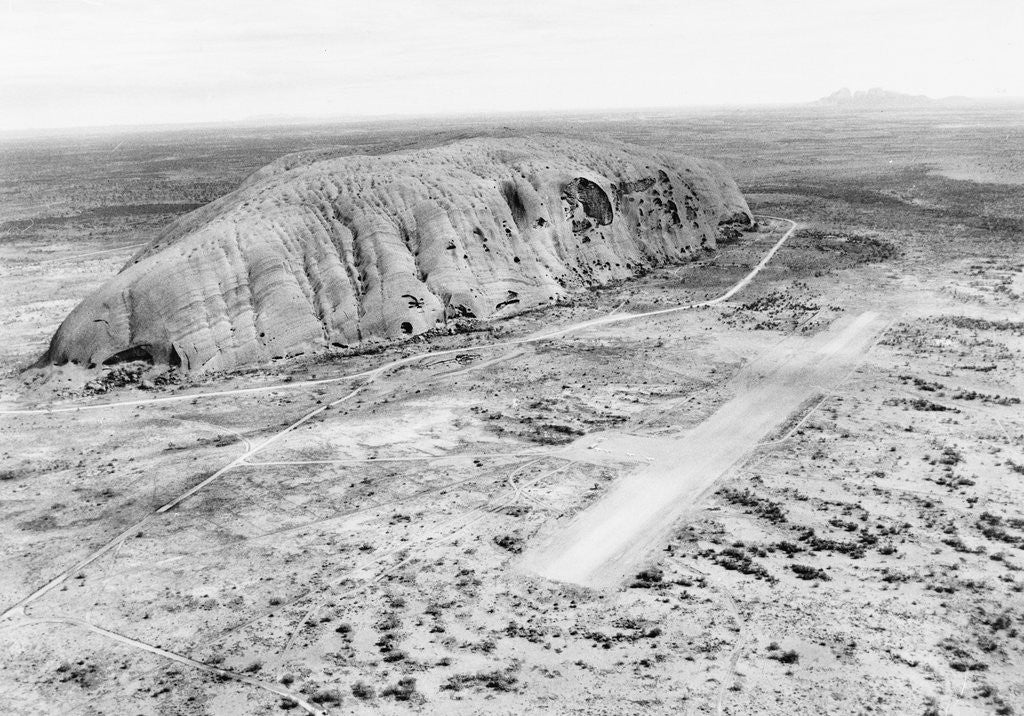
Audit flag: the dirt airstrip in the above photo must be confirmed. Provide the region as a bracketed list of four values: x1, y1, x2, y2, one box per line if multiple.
[1, 109, 1023, 714]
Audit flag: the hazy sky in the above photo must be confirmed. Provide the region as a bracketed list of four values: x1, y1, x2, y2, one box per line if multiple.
[1, 0, 1021, 130]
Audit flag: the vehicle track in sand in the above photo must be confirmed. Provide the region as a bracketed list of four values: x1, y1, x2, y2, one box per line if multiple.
[0, 216, 797, 713]
[268, 455, 575, 673]
[8, 617, 327, 716]
[0, 217, 796, 417]
[519, 309, 890, 588]
[1, 217, 796, 619]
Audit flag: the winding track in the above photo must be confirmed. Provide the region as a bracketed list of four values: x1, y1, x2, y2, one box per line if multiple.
[1, 216, 795, 618]
[12, 617, 328, 716]
[0, 217, 796, 417]
[0, 216, 798, 713]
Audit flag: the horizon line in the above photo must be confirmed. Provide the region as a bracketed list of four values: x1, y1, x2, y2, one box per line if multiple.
[4, 94, 1023, 140]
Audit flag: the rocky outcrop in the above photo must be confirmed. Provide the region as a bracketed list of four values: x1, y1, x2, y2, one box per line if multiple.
[814, 87, 945, 108]
[40, 135, 753, 372]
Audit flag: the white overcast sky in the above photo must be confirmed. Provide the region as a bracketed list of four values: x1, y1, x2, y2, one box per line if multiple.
[1, 0, 1021, 130]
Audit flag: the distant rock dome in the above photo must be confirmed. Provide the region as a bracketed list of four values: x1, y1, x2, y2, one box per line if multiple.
[40, 135, 753, 372]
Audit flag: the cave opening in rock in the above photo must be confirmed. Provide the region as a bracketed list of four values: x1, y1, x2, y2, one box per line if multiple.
[567, 177, 614, 226]
[102, 345, 154, 366]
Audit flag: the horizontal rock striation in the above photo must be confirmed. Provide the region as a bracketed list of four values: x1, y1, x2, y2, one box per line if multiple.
[40, 135, 753, 372]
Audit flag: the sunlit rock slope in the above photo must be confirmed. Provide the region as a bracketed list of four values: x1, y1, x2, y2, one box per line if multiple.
[40, 135, 753, 371]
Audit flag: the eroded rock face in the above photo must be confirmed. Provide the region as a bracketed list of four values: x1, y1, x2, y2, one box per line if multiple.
[40, 135, 753, 372]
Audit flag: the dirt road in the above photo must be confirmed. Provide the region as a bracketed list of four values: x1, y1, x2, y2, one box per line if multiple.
[13, 617, 326, 716]
[0, 218, 799, 713]
[520, 310, 887, 588]
[0, 218, 796, 416]
[0, 217, 797, 621]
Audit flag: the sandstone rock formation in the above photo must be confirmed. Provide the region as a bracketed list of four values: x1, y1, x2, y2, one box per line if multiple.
[40, 135, 753, 372]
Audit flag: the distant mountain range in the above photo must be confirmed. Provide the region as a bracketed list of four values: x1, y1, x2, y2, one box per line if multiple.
[815, 87, 972, 108]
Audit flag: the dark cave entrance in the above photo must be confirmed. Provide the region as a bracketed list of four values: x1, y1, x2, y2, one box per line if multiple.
[101, 345, 154, 366]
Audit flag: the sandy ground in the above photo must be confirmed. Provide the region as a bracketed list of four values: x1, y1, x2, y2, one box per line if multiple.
[522, 310, 887, 588]
[0, 240, 143, 385]
[1, 111, 1023, 714]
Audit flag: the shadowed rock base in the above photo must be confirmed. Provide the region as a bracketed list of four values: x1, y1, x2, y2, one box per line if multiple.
[40, 135, 752, 372]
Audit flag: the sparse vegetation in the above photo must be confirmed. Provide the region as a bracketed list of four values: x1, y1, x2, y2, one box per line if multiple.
[717, 487, 788, 524]
[630, 568, 664, 588]
[351, 681, 375, 700]
[4, 106, 1023, 716]
[766, 647, 800, 665]
[493, 534, 524, 553]
[380, 677, 419, 702]
[441, 665, 520, 693]
[790, 564, 830, 581]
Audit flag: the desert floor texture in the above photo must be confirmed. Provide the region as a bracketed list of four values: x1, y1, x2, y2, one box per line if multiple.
[1, 106, 1023, 715]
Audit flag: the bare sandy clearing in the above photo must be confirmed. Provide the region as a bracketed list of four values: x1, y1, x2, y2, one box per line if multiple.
[521, 310, 887, 588]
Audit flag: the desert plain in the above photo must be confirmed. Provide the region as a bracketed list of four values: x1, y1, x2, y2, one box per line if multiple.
[1, 105, 1023, 715]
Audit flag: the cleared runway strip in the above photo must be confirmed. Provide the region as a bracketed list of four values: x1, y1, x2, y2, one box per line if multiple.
[520, 310, 887, 588]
